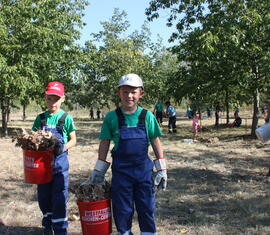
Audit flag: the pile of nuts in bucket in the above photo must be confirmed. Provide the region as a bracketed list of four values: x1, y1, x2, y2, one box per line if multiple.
[71, 180, 111, 202]
[12, 129, 58, 151]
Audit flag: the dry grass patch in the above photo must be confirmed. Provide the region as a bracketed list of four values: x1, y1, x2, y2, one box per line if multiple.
[0, 112, 270, 234]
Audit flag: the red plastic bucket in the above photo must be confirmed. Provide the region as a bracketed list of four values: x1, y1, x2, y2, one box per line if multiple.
[23, 149, 54, 184]
[77, 199, 112, 235]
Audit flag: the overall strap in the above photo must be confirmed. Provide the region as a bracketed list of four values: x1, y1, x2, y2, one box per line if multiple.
[56, 112, 68, 137]
[39, 112, 46, 129]
[115, 107, 125, 127]
[138, 109, 147, 126]
[57, 112, 68, 128]
[39, 112, 67, 131]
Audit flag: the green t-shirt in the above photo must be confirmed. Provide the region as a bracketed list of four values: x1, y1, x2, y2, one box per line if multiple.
[155, 103, 164, 112]
[32, 109, 76, 144]
[100, 106, 162, 151]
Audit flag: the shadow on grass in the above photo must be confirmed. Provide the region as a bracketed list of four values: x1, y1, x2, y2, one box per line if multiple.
[75, 121, 102, 147]
[156, 166, 270, 233]
[75, 129, 100, 146]
[0, 226, 42, 235]
[0, 226, 81, 235]
[1, 177, 38, 202]
[165, 146, 270, 171]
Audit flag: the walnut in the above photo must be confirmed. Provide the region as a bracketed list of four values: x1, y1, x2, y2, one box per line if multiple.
[12, 129, 58, 151]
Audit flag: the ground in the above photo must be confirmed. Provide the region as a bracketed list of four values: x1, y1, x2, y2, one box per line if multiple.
[0, 110, 269, 235]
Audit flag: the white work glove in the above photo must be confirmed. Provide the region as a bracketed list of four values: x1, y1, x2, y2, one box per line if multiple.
[154, 158, 167, 191]
[89, 159, 110, 184]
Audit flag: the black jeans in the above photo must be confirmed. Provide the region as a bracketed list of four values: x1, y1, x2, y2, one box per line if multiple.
[168, 116, 176, 131]
[156, 111, 163, 124]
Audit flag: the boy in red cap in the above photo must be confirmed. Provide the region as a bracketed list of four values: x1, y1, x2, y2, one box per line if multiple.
[32, 81, 76, 235]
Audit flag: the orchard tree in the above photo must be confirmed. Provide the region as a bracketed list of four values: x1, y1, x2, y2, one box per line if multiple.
[146, 0, 270, 135]
[78, 9, 154, 108]
[0, 0, 87, 135]
[76, 8, 179, 109]
[170, 27, 250, 123]
[145, 41, 179, 104]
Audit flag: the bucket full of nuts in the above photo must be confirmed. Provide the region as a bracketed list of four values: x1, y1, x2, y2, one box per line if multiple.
[13, 129, 58, 184]
[71, 180, 112, 235]
[77, 198, 112, 235]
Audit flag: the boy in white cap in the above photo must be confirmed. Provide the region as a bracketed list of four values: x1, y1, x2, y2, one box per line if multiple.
[87, 74, 167, 235]
[32, 81, 76, 235]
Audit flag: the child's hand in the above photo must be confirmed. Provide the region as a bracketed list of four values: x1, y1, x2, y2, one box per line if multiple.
[154, 158, 167, 191]
[154, 171, 167, 191]
[90, 170, 106, 184]
[89, 159, 110, 184]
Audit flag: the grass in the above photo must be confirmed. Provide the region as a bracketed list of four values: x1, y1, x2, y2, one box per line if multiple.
[0, 110, 269, 234]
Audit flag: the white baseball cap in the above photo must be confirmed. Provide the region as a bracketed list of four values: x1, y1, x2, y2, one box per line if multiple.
[117, 73, 144, 89]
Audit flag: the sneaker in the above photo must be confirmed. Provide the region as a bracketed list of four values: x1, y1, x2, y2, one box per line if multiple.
[43, 227, 54, 235]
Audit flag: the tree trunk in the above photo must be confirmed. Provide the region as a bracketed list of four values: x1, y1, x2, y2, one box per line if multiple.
[23, 104, 26, 121]
[251, 88, 260, 137]
[0, 99, 9, 136]
[225, 89, 229, 124]
[7, 106, 10, 122]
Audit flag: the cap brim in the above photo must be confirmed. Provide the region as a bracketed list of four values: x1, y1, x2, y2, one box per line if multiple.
[116, 83, 144, 89]
[45, 92, 63, 97]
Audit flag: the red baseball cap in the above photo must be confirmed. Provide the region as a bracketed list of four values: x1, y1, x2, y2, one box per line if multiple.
[45, 81, 64, 97]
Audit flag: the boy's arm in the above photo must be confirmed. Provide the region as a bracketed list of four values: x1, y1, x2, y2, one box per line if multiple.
[66, 130, 76, 150]
[98, 139, 110, 161]
[151, 137, 163, 159]
[85, 139, 111, 185]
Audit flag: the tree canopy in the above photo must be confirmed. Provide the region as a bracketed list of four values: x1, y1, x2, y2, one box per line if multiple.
[0, 0, 87, 135]
[146, 0, 270, 135]
[73, 8, 178, 109]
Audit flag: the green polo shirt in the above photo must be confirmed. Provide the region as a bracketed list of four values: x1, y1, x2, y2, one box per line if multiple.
[100, 106, 162, 151]
[32, 109, 76, 144]
[155, 103, 164, 112]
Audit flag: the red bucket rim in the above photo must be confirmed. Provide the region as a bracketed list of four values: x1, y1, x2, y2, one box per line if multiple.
[77, 198, 111, 205]
[22, 149, 54, 153]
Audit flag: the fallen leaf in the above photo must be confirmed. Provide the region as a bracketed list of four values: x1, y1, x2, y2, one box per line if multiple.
[69, 214, 80, 221]
[180, 228, 189, 234]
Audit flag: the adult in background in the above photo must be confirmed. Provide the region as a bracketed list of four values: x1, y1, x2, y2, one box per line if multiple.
[153, 101, 164, 125]
[186, 106, 193, 119]
[227, 111, 242, 128]
[165, 101, 177, 133]
[96, 108, 101, 119]
[207, 106, 212, 118]
[89, 107, 94, 120]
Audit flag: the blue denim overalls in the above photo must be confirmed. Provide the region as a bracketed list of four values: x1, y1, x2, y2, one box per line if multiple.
[111, 108, 156, 235]
[38, 112, 69, 235]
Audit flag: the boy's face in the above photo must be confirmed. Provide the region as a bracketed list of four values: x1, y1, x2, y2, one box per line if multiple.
[45, 94, 65, 114]
[117, 86, 144, 111]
